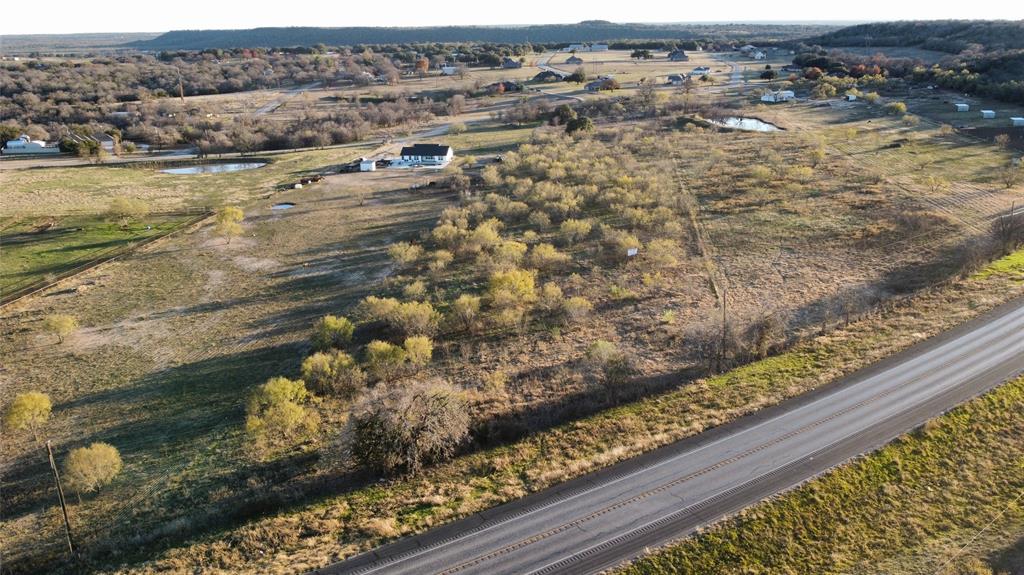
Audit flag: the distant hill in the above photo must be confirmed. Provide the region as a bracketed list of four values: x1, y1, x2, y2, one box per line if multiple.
[806, 20, 1024, 54]
[128, 22, 837, 50]
[0, 32, 161, 54]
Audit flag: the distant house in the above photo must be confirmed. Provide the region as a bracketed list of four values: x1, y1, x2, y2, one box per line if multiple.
[590, 44, 609, 52]
[955, 103, 970, 112]
[585, 79, 618, 91]
[359, 158, 377, 172]
[1011, 117, 1024, 127]
[399, 143, 454, 166]
[1, 134, 60, 155]
[667, 74, 686, 86]
[565, 55, 584, 65]
[761, 90, 795, 103]
[501, 57, 523, 69]
[440, 65, 459, 76]
[981, 110, 996, 119]
[563, 43, 586, 53]
[689, 66, 711, 77]
[533, 69, 569, 82]
[752, 51, 767, 60]
[845, 93, 857, 101]
[486, 80, 523, 93]
[667, 49, 689, 62]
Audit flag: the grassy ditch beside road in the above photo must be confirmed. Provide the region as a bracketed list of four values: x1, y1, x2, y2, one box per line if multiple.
[123, 245, 1024, 574]
[619, 374, 1024, 575]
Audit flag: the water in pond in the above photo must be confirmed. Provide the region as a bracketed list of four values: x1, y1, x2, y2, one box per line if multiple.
[161, 162, 266, 175]
[712, 117, 781, 132]
[271, 203, 296, 210]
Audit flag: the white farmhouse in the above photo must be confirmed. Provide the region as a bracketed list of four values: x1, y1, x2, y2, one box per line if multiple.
[399, 144, 454, 167]
[753, 51, 767, 60]
[981, 110, 996, 119]
[359, 158, 377, 172]
[955, 103, 970, 112]
[440, 65, 458, 76]
[761, 90, 795, 103]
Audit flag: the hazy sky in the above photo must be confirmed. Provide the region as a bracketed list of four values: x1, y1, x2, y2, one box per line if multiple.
[2, 0, 1023, 35]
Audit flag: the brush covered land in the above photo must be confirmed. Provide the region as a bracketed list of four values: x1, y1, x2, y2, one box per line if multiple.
[3, 20, 1024, 575]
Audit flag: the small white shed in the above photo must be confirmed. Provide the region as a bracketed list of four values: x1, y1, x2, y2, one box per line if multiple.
[1011, 117, 1024, 127]
[359, 159, 377, 172]
[845, 94, 857, 101]
[955, 103, 970, 112]
[981, 110, 996, 119]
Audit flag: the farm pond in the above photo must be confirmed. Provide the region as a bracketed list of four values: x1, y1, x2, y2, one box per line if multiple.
[161, 162, 267, 175]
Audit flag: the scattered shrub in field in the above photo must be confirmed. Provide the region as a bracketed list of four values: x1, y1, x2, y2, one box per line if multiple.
[449, 122, 467, 134]
[491, 240, 528, 269]
[359, 295, 401, 323]
[215, 206, 244, 243]
[600, 229, 642, 263]
[42, 314, 78, 344]
[63, 442, 122, 498]
[995, 134, 1011, 148]
[585, 340, 632, 391]
[481, 370, 509, 394]
[938, 124, 955, 136]
[404, 336, 433, 367]
[393, 301, 441, 336]
[902, 114, 920, 127]
[528, 243, 571, 272]
[349, 380, 470, 475]
[452, 294, 482, 332]
[431, 223, 464, 247]
[245, 377, 318, 453]
[811, 82, 837, 99]
[3, 392, 52, 439]
[559, 218, 593, 245]
[863, 91, 880, 103]
[609, 284, 638, 300]
[748, 165, 774, 184]
[466, 219, 503, 253]
[487, 268, 537, 308]
[107, 197, 150, 229]
[311, 315, 355, 351]
[365, 340, 408, 379]
[786, 166, 814, 183]
[403, 280, 427, 300]
[645, 238, 680, 269]
[886, 101, 907, 115]
[999, 162, 1022, 189]
[522, 230, 539, 243]
[537, 282, 564, 314]
[301, 350, 366, 397]
[562, 296, 593, 323]
[528, 210, 552, 230]
[428, 250, 454, 274]
[388, 242, 424, 266]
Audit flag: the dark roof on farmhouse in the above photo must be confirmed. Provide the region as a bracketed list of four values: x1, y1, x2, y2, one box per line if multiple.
[400, 144, 452, 157]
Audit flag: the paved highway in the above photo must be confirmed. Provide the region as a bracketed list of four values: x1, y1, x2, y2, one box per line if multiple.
[315, 298, 1024, 575]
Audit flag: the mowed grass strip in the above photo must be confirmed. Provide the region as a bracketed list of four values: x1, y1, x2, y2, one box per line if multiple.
[618, 375, 1024, 575]
[134, 246, 1024, 574]
[0, 214, 190, 294]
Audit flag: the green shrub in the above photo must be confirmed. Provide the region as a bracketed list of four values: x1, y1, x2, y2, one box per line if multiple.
[311, 315, 355, 351]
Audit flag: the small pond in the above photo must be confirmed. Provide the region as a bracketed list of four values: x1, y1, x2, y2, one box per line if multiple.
[712, 117, 781, 132]
[161, 162, 267, 175]
[271, 202, 296, 210]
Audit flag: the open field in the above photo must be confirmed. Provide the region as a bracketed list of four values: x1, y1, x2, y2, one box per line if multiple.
[4, 44, 1024, 574]
[0, 145, 374, 216]
[620, 374, 1024, 575]
[828, 45, 951, 64]
[0, 213, 193, 296]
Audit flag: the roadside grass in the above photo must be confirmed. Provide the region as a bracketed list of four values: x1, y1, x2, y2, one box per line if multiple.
[125, 245, 1024, 574]
[0, 214, 189, 294]
[619, 375, 1024, 575]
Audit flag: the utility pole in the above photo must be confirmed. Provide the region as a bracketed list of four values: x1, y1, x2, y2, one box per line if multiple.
[46, 441, 75, 557]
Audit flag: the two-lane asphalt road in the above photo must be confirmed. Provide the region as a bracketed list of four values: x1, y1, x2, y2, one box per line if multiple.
[316, 297, 1024, 575]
